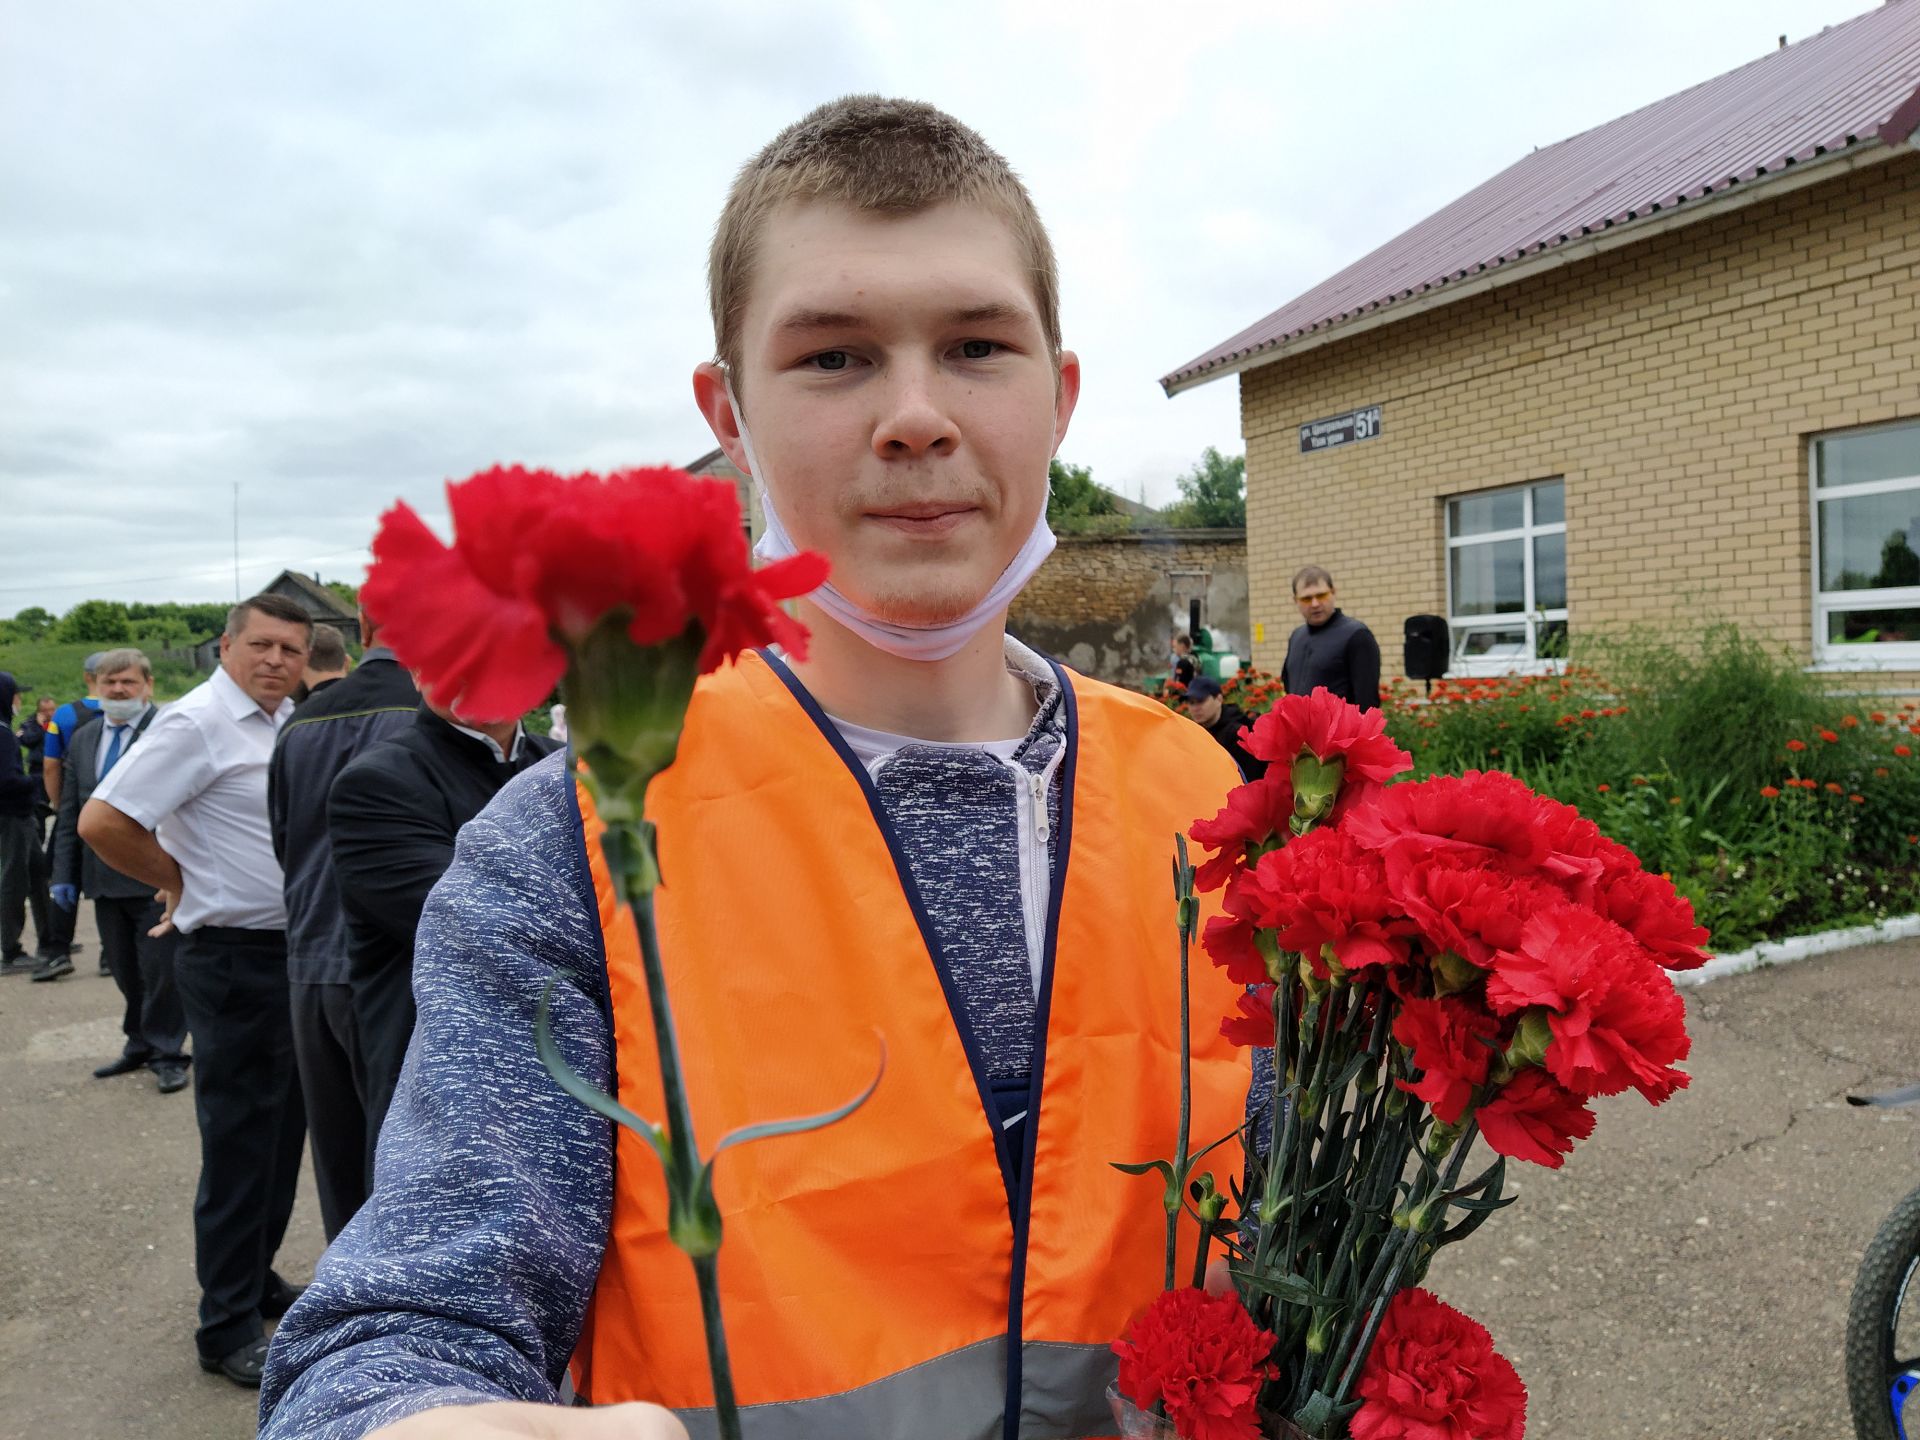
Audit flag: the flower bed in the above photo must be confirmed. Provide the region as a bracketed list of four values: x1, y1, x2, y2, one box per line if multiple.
[1154, 627, 1920, 950]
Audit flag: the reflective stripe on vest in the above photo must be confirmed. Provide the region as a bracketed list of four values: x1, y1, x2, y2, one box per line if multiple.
[572, 650, 1248, 1438]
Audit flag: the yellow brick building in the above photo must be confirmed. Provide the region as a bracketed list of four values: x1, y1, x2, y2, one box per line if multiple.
[1165, 3, 1920, 688]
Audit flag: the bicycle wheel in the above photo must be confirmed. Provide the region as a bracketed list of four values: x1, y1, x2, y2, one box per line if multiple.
[1847, 1183, 1920, 1440]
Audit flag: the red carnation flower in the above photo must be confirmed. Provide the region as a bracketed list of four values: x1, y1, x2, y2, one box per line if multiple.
[361, 465, 829, 721]
[1485, 908, 1690, 1103]
[1591, 865, 1710, 971]
[1188, 775, 1293, 892]
[1241, 686, 1413, 789]
[1477, 1067, 1595, 1168]
[1240, 828, 1416, 974]
[1220, 985, 1278, 1048]
[1351, 1288, 1527, 1440]
[1386, 857, 1561, 970]
[1112, 1287, 1279, 1440]
[1201, 871, 1273, 987]
[1393, 995, 1504, 1125]
[1345, 771, 1608, 902]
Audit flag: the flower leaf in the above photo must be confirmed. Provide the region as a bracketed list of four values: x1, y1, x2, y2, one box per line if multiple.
[535, 975, 672, 1171]
[709, 1034, 887, 1157]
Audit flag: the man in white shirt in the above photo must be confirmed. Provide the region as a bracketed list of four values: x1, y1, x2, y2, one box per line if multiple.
[81, 593, 313, 1389]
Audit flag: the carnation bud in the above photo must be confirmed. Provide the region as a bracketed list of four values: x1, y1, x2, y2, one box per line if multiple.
[1255, 929, 1286, 984]
[1289, 751, 1346, 834]
[1430, 950, 1482, 996]
[564, 614, 703, 829]
[1502, 1009, 1554, 1073]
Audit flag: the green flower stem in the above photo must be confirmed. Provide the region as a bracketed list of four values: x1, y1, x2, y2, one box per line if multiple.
[607, 819, 741, 1440]
[1170, 842, 1198, 1293]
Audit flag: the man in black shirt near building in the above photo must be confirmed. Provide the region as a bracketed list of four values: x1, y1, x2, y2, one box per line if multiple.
[1280, 565, 1381, 712]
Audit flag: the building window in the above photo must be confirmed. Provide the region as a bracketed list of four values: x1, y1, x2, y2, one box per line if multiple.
[1813, 419, 1920, 665]
[1445, 479, 1567, 672]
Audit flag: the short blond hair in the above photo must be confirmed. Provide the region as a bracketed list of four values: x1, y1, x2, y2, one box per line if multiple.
[709, 95, 1061, 384]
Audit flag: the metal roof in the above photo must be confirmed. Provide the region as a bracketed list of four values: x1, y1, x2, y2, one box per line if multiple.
[1163, 0, 1920, 395]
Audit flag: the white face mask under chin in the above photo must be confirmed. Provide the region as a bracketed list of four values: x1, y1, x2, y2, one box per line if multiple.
[723, 375, 1056, 663]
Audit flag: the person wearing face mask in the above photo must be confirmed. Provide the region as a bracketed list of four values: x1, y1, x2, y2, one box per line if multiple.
[44, 649, 191, 1092]
[261, 99, 1250, 1440]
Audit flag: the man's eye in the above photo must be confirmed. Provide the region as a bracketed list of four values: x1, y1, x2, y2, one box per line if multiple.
[809, 350, 850, 372]
[959, 340, 998, 360]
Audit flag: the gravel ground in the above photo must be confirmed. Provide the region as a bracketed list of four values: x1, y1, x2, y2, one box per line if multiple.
[2, 904, 1914, 1440]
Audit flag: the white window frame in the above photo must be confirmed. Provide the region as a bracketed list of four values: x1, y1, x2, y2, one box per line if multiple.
[1444, 478, 1568, 677]
[1811, 418, 1920, 671]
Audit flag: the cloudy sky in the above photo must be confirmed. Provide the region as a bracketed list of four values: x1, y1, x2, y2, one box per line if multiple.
[0, 0, 1875, 615]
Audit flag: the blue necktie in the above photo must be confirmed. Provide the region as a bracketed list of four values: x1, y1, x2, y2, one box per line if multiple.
[100, 725, 127, 776]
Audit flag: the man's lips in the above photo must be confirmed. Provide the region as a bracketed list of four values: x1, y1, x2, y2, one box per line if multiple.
[866, 503, 979, 535]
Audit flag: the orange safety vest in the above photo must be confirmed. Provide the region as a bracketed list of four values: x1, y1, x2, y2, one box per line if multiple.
[570, 650, 1248, 1439]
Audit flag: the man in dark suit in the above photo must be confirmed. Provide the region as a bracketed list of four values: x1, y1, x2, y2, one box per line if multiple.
[267, 613, 419, 1241]
[46, 648, 189, 1090]
[329, 698, 558, 1160]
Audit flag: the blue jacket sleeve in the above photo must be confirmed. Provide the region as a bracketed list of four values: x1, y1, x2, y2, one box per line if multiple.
[258, 753, 616, 1438]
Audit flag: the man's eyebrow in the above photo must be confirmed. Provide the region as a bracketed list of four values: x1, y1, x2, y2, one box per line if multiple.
[771, 301, 1037, 336]
[771, 308, 864, 336]
[949, 302, 1033, 328]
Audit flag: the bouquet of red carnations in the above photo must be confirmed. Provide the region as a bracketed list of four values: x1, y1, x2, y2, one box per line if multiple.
[1110, 689, 1706, 1440]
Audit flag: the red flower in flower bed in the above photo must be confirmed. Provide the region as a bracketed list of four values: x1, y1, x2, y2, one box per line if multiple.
[1786, 739, 1807, 752]
[1485, 907, 1691, 1103]
[362, 465, 828, 720]
[1352, 1289, 1527, 1440]
[1112, 1287, 1279, 1440]
[1475, 1066, 1596, 1168]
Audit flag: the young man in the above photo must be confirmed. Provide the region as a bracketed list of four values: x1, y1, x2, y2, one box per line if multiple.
[82, 596, 313, 1388]
[1182, 674, 1265, 781]
[1281, 566, 1381, 713]
[259, 98, 1247, 1440]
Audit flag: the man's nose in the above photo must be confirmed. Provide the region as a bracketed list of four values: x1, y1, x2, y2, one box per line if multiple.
[872, 365, 958, 460]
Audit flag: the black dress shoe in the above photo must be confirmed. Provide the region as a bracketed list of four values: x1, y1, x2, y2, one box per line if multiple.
[198, 1336, 269, 1388]
[152, 1061, 190, 1094]
[30, 953, 73, 982]
[260, 1276, 306, 1319]
[92, 1053, 151, 1079]
[0, 952, 37, 976]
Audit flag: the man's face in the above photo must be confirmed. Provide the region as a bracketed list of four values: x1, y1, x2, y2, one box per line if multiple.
[36, 697, 55, 721]
[220, 614, 309, 708]
[1190, 693, 1223, 727]
[700, 199, 1079, 628]
[97, 668, 152, 703]
[1296, 580, 1337, 627]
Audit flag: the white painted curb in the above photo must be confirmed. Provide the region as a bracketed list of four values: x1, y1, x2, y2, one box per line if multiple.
[1673, 913, 1920, 988]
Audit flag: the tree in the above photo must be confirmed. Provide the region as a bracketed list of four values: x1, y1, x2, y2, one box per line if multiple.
[1047, 459, 1132, 535]
[322, 578, 360, 611]
[11, 605, 53, 640]
[1160, 447, 1246, 529]
[55, 599, 133, 644]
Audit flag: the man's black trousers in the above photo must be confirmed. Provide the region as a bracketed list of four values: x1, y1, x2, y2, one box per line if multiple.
[97, 895, 188, 1062]
[289, 978, 370, 1242]
[173, 926, 306, 1361]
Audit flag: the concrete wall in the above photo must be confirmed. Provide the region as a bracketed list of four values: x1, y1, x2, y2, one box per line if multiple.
[1235, 148, 1920, 686]
[1009, 529, 1248, 685]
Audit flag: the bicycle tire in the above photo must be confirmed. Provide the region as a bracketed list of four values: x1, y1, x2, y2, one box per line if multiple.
[1847, 1183, 1920, 1440]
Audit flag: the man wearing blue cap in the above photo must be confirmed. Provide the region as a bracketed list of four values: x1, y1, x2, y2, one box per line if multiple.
[1183, 674, 1265, 781]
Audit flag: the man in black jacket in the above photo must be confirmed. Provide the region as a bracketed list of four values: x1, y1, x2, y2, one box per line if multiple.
[46, 649, 190, 1086]
[329, 698, 558, 1160]
[0, 673, 46, 973]
[1183, 675, 1265, 780]
[1280, 565, 1382, 712]
[266, 618, 418, 1241]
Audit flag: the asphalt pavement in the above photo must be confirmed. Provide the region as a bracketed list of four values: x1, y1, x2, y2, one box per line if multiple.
[2, 905, 1913, 1440]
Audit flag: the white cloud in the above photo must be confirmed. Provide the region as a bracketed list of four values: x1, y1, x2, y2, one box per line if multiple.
[0, 0, 1871, 612]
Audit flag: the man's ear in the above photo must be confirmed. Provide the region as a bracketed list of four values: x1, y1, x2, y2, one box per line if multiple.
[692, 363, 754, 480]
[1051, 350, 1083, 456]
